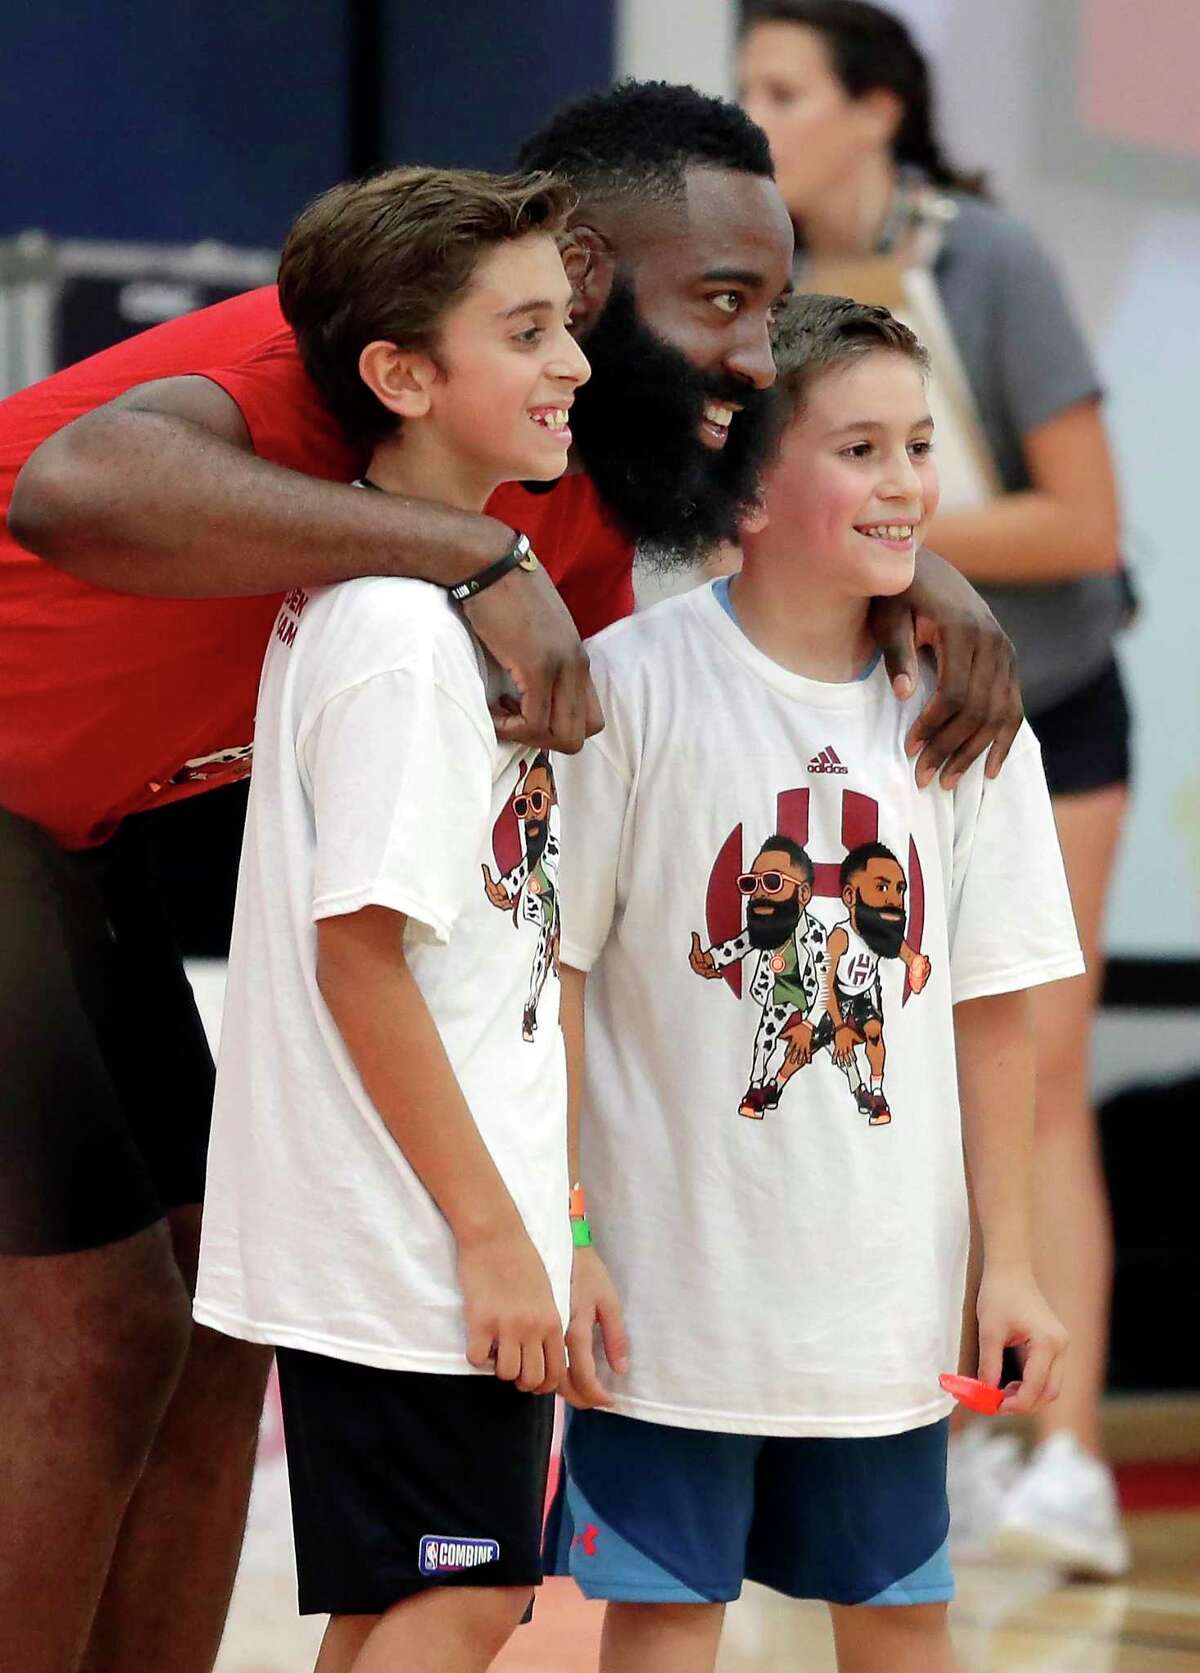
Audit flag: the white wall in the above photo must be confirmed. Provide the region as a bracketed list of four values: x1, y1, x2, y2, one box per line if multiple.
[616, 0, 734, 92]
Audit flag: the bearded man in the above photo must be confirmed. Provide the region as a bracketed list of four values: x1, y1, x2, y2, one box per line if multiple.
[811, 842, 933, 1125]
[689, 836, 827, 1119]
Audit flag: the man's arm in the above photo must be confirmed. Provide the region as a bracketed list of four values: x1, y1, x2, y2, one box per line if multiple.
[8, 376, 600, 752]
[316, 903, 565, 1394]
[955, 989, 1068, 1415]
[868, 548, 1022, 787]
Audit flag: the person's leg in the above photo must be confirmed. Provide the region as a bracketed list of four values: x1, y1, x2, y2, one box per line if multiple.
[80, 1206, 273, 1673]
[830, 1601, 957, 1673]
[547, 1410, 753, 1669]
[0, 1224, 192, 1673]
[348, 1586, 533, 1672]
[1029, 783, 1126, 1454]
[0, 809, 201, 1673]
[600, 1600, 725, 1673]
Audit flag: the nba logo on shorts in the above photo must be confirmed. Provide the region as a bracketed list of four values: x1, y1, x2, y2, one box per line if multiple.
[418, 1534, 500, 1575]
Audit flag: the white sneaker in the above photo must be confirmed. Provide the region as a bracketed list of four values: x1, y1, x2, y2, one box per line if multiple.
[948, 1424, 1023, 1561]
[992, 1432, 1132, 1579]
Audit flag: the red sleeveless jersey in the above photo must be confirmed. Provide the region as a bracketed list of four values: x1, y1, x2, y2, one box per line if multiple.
[0, 287, 633, 847]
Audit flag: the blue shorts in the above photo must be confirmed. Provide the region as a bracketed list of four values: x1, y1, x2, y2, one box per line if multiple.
[545, 1409, 953, 1608]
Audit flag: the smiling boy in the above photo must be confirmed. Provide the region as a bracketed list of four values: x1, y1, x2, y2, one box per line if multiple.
[550, 296, 1080, 1673]
[193, 168, 590, 1673]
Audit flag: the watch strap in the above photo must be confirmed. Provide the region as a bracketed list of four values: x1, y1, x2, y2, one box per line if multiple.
[448, 533, 538, 603]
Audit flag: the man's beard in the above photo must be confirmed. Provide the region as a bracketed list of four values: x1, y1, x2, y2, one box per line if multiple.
[523, 818, 548, 870]
[569, 277, 781, 567]
[746, 895, 801, 951]
[855, 896, 906, 959]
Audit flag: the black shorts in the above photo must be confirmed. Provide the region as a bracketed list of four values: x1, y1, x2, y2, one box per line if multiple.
[1028, 656, 1131, 798]
[810, 986, 882, 1051]
[0, 806, 214, 1255]
[276, 1346, 555, 1616]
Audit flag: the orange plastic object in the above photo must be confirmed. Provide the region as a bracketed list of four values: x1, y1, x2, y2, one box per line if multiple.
[938, 1373, 1005, 1415]
[569, 1185, 587, 1220]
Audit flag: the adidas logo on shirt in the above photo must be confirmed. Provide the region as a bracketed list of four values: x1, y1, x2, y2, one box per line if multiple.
[807, 746, 848, 775]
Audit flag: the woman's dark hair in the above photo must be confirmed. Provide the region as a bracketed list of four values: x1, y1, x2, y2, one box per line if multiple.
[743, 0, 988, 197]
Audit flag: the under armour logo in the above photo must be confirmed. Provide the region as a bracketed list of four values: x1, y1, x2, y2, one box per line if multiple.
[572, 1523, 599, 1557]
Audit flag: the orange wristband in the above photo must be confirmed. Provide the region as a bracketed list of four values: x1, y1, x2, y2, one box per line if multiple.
[569, 1184, 587, 1220]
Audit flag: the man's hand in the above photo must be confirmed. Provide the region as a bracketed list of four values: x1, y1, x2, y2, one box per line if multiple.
[689, 932, 720, 979]
[562, 1247, 630, 1411]
[868, 549, 1022, 788]
[463, 563, 603, 755]
[833, 1024, 859, 1068]
[781, 1017, 814, 1068]
[977, 1262, 1069, 1416]
[908, 952, 932, 994]
[458, 1226, 566, 1395]
[481, 864, 510, 911]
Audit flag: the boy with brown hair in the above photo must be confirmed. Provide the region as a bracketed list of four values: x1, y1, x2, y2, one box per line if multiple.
[194, 167, 591, 1672]
[550, 294, 1078, 1673]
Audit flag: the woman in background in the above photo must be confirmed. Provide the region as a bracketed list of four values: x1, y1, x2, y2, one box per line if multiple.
[739, 0, 1131, 1580]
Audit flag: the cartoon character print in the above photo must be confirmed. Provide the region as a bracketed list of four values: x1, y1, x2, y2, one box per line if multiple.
[689, 835, 829, 1120]
[482, 752, 561, 1041]
[690, 784, 932, 1128]
[164, 743, 254, 788]
[807, 841, 931, 1125]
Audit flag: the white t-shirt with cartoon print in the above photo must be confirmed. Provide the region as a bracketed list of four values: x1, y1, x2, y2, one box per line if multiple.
[194, 577, 570, 1373]
[554, 580, 1082, 1438]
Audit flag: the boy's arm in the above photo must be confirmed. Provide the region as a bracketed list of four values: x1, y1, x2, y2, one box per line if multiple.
[558, 964, 628, 1410]
[8, 377, 599, 753]
[955, 989, 1068, 1414]
[316, 903, 565, 1395]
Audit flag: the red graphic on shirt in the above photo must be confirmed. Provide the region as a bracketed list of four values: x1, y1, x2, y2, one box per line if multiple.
[572, 1523, 599, 1557]
[705, 787, 916, 997]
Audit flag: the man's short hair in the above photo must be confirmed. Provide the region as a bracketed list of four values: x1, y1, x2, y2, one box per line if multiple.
[772, 294, 929, 425]
[278, 166, 573, 447]
[840, 840, 900, 894]
[758, 834, 815, 888]
[516, 79, 773, 209]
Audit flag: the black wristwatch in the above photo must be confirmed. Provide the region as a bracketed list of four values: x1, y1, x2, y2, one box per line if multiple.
[447, 532, 539, 603]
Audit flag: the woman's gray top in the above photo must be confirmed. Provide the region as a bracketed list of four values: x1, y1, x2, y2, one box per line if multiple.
[933, 193, 1124, 715]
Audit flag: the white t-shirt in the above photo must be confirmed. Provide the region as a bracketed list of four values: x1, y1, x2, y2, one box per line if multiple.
[194, 578, 571, 1374]
[555, 581, 1082, 1437]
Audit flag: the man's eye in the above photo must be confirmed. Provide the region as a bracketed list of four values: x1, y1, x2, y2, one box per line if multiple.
[711, 292, 741, 316]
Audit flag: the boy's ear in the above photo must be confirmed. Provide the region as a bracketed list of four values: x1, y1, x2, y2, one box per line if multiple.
[559, 225, 616, 336]
[358, 340, 437, 421]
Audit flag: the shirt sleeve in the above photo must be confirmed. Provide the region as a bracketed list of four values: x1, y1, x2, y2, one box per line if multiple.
[992, 213, 1103, 438]
[553, 655, 636, 970]
[948, 725, 1084, 1003]
[301, 662, 495, 944]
